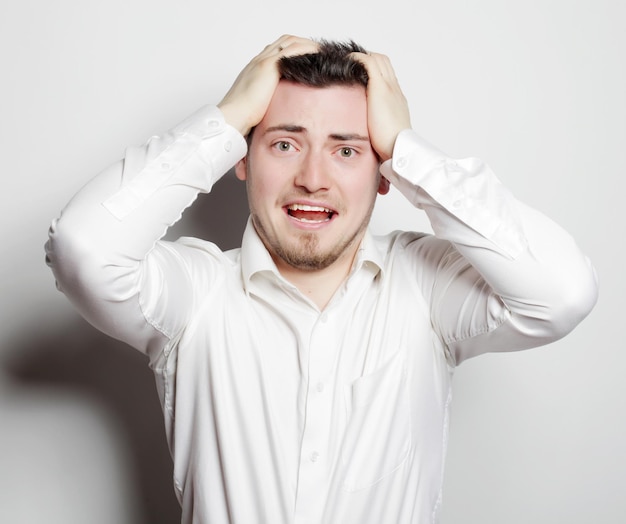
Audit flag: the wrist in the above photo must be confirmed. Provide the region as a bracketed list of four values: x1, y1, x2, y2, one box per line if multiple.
[217, 103, 251, 137]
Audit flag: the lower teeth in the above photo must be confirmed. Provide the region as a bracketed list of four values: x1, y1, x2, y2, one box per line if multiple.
[296, 217, 329, 223]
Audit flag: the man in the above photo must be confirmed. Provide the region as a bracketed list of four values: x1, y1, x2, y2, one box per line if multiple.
[46, 35, 597, 523]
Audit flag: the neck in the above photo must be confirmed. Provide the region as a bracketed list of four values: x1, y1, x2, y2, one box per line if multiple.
[275, 250, 358, 311]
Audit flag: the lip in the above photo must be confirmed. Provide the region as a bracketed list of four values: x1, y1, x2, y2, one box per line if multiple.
[282, 200, 338, 230]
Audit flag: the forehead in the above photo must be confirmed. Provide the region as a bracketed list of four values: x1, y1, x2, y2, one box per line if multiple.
[256, 81, 369, 135]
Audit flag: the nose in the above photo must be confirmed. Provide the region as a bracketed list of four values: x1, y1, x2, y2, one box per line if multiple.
[294, 151, 331, 193]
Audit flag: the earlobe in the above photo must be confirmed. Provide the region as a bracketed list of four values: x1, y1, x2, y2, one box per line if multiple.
[235, 157, 248, 181]
[378, 176, 390, 195]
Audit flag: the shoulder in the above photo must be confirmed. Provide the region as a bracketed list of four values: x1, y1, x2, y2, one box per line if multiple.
[374, 230, 465, 288]
[375, 230, 454, 259]
[163, 236, 239, 261]
[149, 237, 241, 281]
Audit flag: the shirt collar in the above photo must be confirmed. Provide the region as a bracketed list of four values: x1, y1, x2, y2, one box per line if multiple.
[241, 217, 280, 293]
[351, 228, 386, 280]
[240, 218, 386, 295]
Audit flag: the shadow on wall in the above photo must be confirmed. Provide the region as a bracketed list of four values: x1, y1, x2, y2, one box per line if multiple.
[5, 171, 249, 524]
[5, 322, 180, 524]
[165, 169, 250, 248]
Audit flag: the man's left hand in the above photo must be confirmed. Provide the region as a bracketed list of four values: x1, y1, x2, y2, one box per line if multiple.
[350, 52, 411, 161]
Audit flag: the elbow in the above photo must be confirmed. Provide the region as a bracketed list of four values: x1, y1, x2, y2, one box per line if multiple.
[45, 212, 137, 302]
[542, 259, 599, 342]
[46, 214, 100, 294]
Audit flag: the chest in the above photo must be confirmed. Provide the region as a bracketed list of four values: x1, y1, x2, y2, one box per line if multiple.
[167, 270, 454, 518]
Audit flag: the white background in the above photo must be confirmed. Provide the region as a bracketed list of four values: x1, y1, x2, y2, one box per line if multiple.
[1, 0, 624, 522]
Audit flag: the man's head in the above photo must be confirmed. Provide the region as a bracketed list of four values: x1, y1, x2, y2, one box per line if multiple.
[236, 40, 389, 275]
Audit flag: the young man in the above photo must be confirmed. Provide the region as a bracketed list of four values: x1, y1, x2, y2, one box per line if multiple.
[46, 35, 597, 523]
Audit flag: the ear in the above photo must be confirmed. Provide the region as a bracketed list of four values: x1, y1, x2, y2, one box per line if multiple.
[235, 157, 248, 181]
[377, 175, 390, 195]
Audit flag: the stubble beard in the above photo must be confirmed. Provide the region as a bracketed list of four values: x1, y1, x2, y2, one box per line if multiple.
[251, 213, 370, 272]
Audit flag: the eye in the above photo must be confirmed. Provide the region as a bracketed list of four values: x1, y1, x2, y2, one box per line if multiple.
[339, 147, 356, 158]
[274, 141, 294, 152]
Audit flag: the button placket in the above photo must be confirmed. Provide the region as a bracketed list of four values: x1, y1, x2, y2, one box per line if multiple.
[294, 313, 336, 519]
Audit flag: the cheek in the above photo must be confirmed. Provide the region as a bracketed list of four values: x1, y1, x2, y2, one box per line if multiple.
[351, 165, 382, 199]
[246, 169, 283, 211]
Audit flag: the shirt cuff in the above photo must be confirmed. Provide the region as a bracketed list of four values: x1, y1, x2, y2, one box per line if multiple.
[172, 105, 248, 176]
[103, 106, 247, 220]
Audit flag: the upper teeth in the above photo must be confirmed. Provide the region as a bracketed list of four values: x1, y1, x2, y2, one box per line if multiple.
[288, 204, 332, 213]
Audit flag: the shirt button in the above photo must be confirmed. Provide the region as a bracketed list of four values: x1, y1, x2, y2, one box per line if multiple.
[224, 140, 232, 152]
[320, 313, 328, 323]
[161, 162, 170, 170]
[396, 157, 407, 169]
[316, 382, 325, 393]
[452, 200, 462, 208]
[310, 452, 319, 463]
[208, 120, 219, 128]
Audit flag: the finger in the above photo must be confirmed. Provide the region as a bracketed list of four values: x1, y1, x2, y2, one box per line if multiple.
[351, 51, 396, 82]
[349, 51, 383, 81]
[281, 41, 319, 58]
[376, 54, 398, 81]
[274, 36, 319, 57]
[256, 35, 296, 61]
[263, 35, 314, 52]
[248, 36, 317, 77]
[251, 37, 319, 75]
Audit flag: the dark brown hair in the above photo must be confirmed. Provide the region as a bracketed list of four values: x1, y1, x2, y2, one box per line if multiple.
[278, 39, 369, 88]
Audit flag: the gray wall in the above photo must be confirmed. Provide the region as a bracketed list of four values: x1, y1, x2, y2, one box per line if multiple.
[1, 0, 623, 522]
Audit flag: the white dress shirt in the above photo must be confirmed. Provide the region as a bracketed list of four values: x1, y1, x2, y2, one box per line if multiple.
[46, 105, 597, 524]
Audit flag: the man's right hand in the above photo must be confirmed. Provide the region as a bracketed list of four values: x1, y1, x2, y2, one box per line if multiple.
[218, 35, 319, 137]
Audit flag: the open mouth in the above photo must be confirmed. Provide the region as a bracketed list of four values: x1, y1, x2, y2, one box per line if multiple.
[285, 203, 336, 223]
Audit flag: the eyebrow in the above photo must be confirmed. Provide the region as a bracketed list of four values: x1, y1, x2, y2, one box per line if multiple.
[263, 125, 370, 142]
[263, 125, 306, 135]
[329, 133, 370, 142]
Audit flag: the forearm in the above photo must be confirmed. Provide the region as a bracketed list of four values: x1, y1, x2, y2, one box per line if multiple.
[46, 105, 247, 354]
[381, 130, 598, 362]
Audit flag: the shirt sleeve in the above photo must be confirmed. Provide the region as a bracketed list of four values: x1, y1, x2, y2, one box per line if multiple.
[380, 130, 598, 364]
[45, 105, 247, 365]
